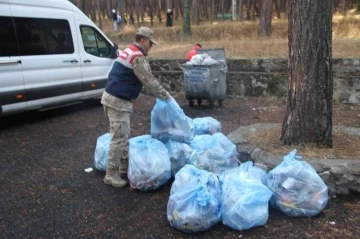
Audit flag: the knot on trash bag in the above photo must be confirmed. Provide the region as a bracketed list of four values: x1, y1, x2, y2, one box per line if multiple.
[240, 161, 252, 172]
[284, 149, 302, 162]
[196, 186, 211, 206]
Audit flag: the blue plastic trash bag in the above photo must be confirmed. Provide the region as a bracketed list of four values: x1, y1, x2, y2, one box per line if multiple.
[128, 135, 171, 191]
[167, 165, 221, 233]
[220, 162, 273, 230]
[193, 117, 221, 136]
[266, 149, 328, 217]
[151, 98, 193, 144]
[219, 161, 267, 187]
[94, 133, 111, 172]
[189, 133, 239, 176]
[165, 140, 194, 177]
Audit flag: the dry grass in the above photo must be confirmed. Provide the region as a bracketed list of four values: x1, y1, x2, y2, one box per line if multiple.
[98, 11, 360, 59]
[246, 126, 360, 159]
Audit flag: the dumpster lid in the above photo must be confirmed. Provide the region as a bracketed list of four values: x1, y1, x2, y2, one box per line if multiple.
[196, 48, 226, 62]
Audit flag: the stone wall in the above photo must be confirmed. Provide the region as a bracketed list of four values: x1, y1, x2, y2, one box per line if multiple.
[227, 123, 360, 195]
[150, 58, 360, 104]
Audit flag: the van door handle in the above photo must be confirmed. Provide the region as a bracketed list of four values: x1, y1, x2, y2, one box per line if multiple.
[83, 60, 91, 63]
[70, 59, 78, 63]
[0, 60, 21, 65]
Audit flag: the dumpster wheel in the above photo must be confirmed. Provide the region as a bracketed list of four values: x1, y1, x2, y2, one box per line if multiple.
[188, 100, 194, 107]
[209, 100, 215, 109]
[218, 99, 224, 108]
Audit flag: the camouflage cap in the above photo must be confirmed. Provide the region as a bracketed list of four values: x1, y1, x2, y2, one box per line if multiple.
[136, 27, 158, 45]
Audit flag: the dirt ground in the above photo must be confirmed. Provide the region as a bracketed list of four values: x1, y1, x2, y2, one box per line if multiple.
[0, 93, 360, 238]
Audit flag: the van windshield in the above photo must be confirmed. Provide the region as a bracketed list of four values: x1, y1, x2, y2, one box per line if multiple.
[80, 26, 111, 58]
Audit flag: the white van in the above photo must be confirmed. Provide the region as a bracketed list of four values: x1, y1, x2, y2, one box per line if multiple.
[0, 0, 118, 116]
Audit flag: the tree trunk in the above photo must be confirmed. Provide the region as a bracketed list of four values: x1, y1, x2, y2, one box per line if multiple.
[251, 0, 256, 20]
[157, 0, 162, 23]
[340, 0, 347, 14]
[141, 0, 145, 23]
[281, 0, 333, 147]
[120, 0, 125, 28]
[135, 0, 141, 27]
[149, 0, 154, 26]
[81, 0, 86, 16]
[259, 0, 273, 37]
[90, 1, 96, 21]
[222, 0, 225, 21]
[210, 0, 214, 23]
[280, 0, 286, 12]
[194, 0, 200, 25]
[274, 0, 281, 18]
[174, 0, 179, 20]
[238, 0, 244, 21]
[182, 0, 191, 40]
[246, 0, 252, 20]
[96, 0, 102, 29]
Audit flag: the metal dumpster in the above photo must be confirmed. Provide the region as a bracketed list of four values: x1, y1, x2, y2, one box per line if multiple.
[183, 48, 227, 108]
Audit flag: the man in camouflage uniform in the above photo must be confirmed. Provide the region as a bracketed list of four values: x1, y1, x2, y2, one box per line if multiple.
[101, 27, 171, 187]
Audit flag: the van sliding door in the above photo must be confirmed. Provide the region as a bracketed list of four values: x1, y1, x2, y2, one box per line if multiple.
[10, 4, 82, 111]
[0, 3, 26, 116]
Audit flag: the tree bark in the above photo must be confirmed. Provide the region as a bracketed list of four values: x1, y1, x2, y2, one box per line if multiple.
[251, 0, 256, 21]
[211, 0, 214, 23]
[135, 0, 141, 27]
[149, 0, 154, 26]
[96, 0, 102, 30]
[274, 0, 281, 18]
[194, 0, 200, 25]
[222, 0, 225, 21]
[157, 0, 162, 23]
[340, 0, 347, 14]
[141, 0, 145, 23]
[246, 0, 252, 20]
[259, 0, 273, 37]
[280, 0, 286, 12]
[174, 0, 179, 20]
[238, 0, 244, 21]
[120, 0, 125, 28]
[182, 0, 191, 40]
[281, 0, 333, 147]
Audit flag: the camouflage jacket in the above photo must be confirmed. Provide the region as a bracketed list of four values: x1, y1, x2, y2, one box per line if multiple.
[132, 43, 170, 101]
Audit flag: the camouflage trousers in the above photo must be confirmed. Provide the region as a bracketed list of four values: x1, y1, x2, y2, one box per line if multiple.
[103, 103, 132, 176]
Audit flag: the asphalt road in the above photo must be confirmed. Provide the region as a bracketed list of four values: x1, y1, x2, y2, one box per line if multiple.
[1, 97, 360, 239]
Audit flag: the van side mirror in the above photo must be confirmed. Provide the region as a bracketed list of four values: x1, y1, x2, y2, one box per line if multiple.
[111, 43, 118, 59]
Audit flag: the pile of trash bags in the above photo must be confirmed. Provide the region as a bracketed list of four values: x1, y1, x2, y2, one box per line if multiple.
[93, 97, 329, 233]
[266, 149, 328, 217]
[167, 165, 221, 233]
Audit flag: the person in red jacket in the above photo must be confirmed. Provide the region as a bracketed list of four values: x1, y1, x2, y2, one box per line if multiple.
[186, 43, 202, 61]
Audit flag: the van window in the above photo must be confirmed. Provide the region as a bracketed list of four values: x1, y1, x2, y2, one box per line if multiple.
[80, 26, 112, 58]
[0, 17, 18, 57]
[14, 17, 74, 56]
